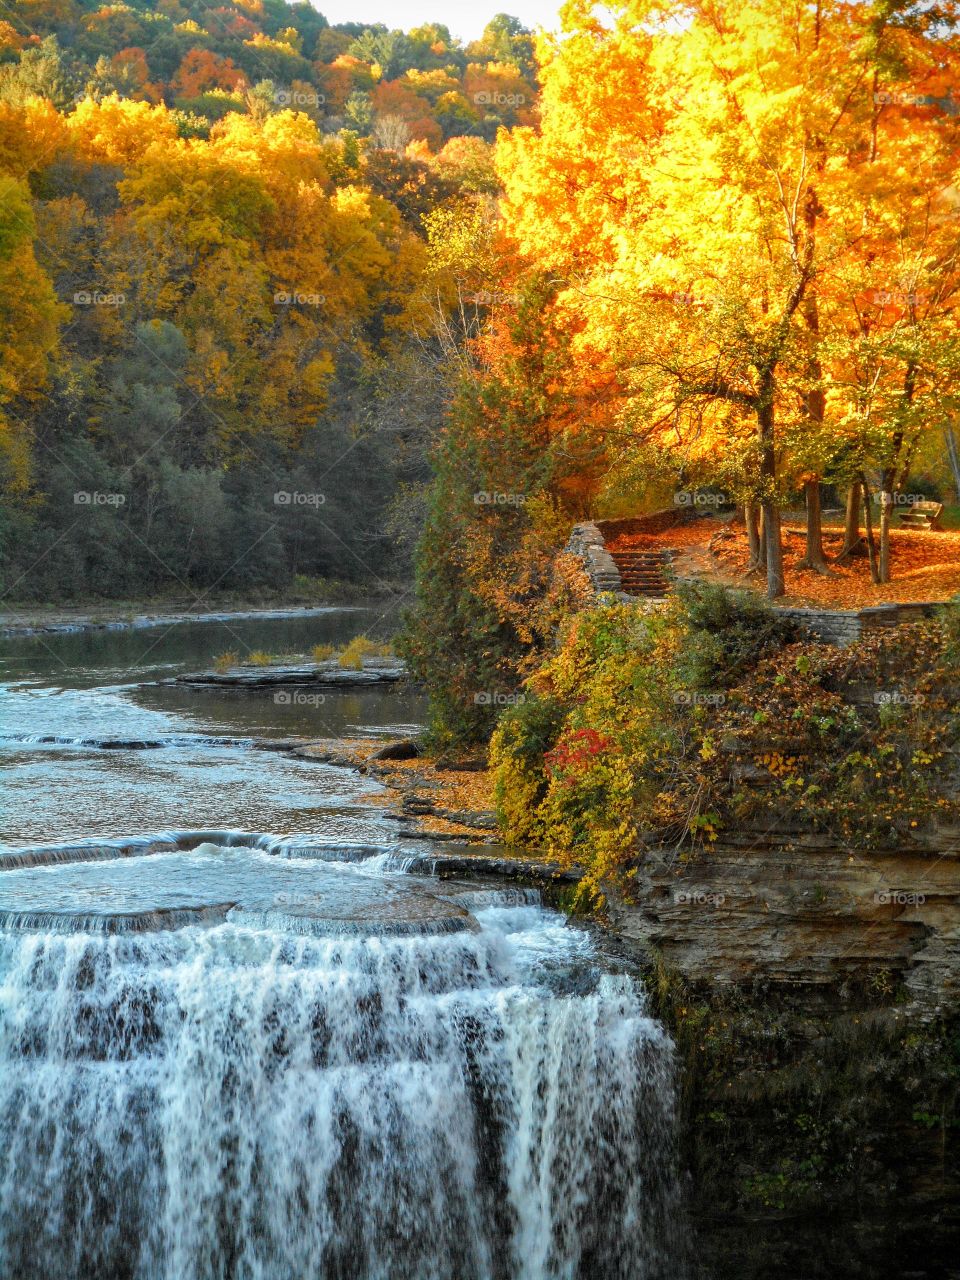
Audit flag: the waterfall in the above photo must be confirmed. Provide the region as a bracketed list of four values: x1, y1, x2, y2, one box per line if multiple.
[0, 852, 683, 1280]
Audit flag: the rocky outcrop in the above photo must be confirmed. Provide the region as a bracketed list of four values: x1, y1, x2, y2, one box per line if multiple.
[611, 824, 960, 1014]
[608, 825, 960, 1280]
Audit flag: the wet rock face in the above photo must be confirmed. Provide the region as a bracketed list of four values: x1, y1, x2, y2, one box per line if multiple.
[369, 739, 420, 761]
[615, 829, 960, 1280]
[614, 826, 960, 1012]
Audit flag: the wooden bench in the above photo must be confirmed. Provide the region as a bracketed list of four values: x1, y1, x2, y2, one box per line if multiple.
[897, 499, 943, 530]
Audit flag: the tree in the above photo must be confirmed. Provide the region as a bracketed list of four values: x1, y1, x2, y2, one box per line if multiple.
[497, 0, 960, 598]
[815, 8, 960, 582]
[371, 113, 411, 154]
[347, 28, 414, 80]
[0, 175, 66, 490]
[401, 276, 586, 746]
[0, 35, 79, 108]
[173, 49, 246, 97]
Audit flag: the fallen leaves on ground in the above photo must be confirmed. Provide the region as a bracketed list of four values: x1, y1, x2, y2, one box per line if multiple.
[356, 754, 496, 839]
[609, 519, 960, 608]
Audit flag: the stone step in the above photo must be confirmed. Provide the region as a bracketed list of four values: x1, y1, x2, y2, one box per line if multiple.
[618, 578, 669, 597]
[612, 547, 673, 599]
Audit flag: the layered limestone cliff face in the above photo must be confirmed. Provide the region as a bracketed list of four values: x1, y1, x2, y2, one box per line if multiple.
[604, 825, 960, 1280]
[610, 823, 960, 1014]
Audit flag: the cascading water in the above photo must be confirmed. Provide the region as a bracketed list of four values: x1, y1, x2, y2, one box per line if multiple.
[0, 840, 683, 1280]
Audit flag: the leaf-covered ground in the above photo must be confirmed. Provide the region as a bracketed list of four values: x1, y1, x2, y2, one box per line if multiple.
[609, 519, 960, 608]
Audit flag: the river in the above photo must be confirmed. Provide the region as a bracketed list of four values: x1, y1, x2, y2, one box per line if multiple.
[0, 607, 683, 1279]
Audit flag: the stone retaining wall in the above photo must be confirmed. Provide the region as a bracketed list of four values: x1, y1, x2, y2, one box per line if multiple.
[778, 601, 943, 645]
[564, 522, 623, 595]
[595, 507, 700, 538]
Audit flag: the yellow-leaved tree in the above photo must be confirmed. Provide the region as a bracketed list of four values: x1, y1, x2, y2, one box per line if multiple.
[498, 0, 960, 597]
[0, 175, 67, 491]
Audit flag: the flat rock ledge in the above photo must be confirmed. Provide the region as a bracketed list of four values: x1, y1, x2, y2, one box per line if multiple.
[164, 659, 409, 689]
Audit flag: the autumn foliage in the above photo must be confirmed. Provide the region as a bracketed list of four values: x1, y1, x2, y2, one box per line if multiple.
[496, 0, 960, 597]
[0, 0, 553, 599]
[491, 589, 960, 900]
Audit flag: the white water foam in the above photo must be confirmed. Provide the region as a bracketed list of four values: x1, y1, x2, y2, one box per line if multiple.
[0, 851, 683, 1279]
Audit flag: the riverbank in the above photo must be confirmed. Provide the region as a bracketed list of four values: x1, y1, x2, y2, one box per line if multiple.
[291, 736, 502, 846]
[396, 579, 960, 1278]
[0, 583, 409, 636]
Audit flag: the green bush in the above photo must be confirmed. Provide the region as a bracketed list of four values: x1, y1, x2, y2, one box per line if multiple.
[672, 580, 796, 689]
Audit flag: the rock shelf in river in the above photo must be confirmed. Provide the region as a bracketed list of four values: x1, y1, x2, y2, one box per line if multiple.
[165, 658, 408, 690]
[0, 841, 476, 937]
[0, 829, 582, 888]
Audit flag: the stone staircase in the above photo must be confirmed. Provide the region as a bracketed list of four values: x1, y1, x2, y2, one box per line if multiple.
[609, 547, 673, 597]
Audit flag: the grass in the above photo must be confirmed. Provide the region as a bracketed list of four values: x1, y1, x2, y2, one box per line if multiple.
[338, 636, 394, 670]
[213, 636, 396, 673]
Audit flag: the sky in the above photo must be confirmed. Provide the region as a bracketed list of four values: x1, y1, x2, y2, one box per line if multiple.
[311, 1, 565, 44]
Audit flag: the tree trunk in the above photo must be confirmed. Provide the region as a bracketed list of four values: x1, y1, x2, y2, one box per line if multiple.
[762, 502, 785, 598]
[945, 424, 960, 502]
[878, 480, 893, 585]
[836, 484, 864, 562]
[757, 370, 783, 598]
[797, 479, 834, 573]
[798, 279, 828, 571]
[860, 474, 880, 585]
[877, 366, 913, 585]
[745, 503, 762, 572]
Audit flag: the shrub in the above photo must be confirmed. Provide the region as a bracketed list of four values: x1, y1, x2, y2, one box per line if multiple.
[671, 580, 795, 689]
[213, 650, 238, 672]
[490, 603, 688, 902]
[939, 597, 960, 675]
[311, 643, 335, 662]
[246, 650, 273, 666]
[490, 595, 958, 902]
[491, 695, 566, 845]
